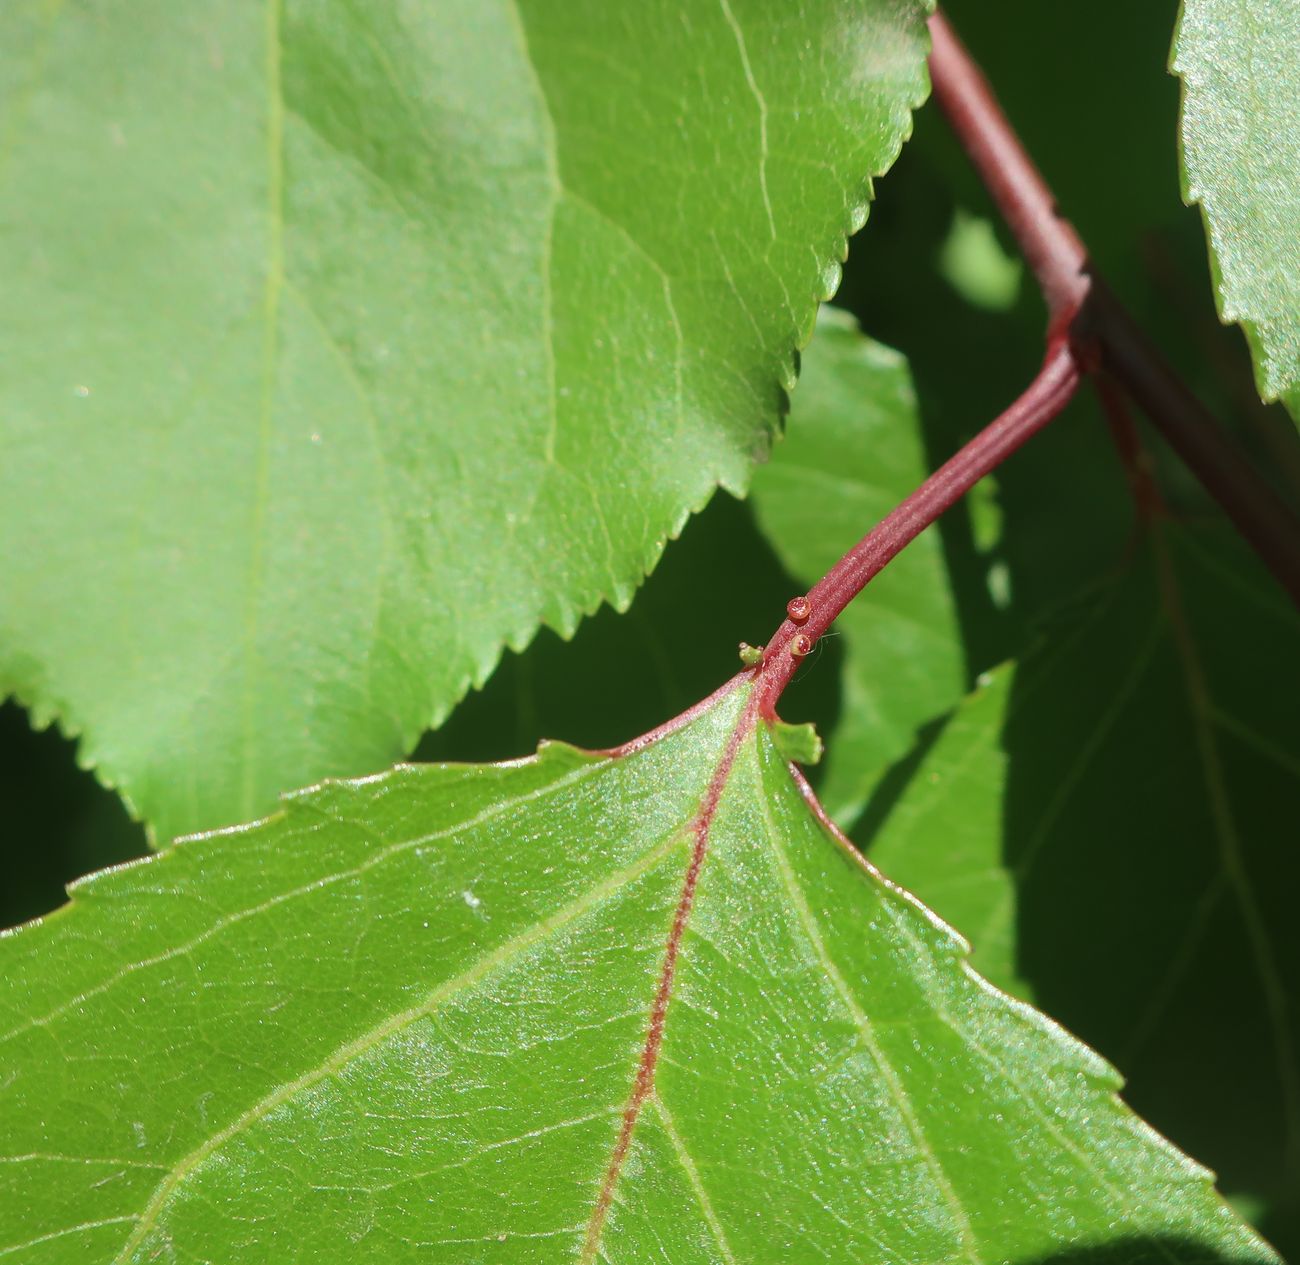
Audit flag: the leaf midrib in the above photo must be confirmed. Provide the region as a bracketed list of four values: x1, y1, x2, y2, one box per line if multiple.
[239, 0, 287, 820]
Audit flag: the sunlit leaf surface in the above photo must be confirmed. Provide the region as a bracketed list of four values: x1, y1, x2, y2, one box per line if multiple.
[0, 0, 931, 841]
[1175, 0, 1300, 423]
[0, 678, 1269, 1263]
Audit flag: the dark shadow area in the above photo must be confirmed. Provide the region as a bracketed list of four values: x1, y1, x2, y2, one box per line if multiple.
[1258, 1202, 1299, 1265]
[851, 534, 1298, 1260]
[1016, 1235, 1277, 1265]
[834, 2, 1300, 1254]
[996, 533, 1300, 1261]
[416, 491, 844, 773]
[0, 700, 149, 931]
[837, 0, 1295, 665]
[851, 709, 950, 845]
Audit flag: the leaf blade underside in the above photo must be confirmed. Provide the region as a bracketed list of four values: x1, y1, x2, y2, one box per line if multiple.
[0, 680, 1269, 1263]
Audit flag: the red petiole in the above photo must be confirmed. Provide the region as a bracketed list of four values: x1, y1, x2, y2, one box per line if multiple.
[747, 6, 1300, 722]
[754, 343, 1080, 718]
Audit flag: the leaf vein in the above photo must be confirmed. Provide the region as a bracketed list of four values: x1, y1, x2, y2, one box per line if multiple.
[0, 755, 607, 1049]
[755, 761, 981, 1264]
[110, 827, 686, 1263]
[717, 0, 775, 241]
[651, 1095, 737, 1265]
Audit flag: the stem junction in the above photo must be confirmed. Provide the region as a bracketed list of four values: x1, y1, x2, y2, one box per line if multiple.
[752, 6, 1300, 721]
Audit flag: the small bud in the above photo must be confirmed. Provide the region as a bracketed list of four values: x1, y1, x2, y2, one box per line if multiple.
[738, 642, 764, 667]
[789, 634, 812, 658]
[786, 595, 811, 624]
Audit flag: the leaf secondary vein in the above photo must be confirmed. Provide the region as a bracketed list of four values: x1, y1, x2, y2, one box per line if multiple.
[650, 1095, 737, 1265]
[877, 900, 1152, 1224]
[110, 815, 689, 1263]
[0, 754, 607, 1049]
[1153, 526, 1300, 1177]
[504, 0, 561, 467]
[717, 0, 776, 243]
[755, 750, 982, 1265]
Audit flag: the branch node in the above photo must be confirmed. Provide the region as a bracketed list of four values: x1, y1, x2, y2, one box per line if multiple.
[928, 7, 1300, 607]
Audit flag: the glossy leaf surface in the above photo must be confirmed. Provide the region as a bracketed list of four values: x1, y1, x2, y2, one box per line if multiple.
[1175, 0, 1300, 421]
[862, 524, 1300, 1246]
[0, 681, 1269, 1263]
[0, 0, 931, 843]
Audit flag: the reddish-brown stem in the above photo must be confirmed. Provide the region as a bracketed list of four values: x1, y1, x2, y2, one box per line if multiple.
[926, 11, 1086, 331]
[744, 8, 1300, 721]
[1085, 285, 1300, 602]
[755, 342, 1080, 718]
[928, 10, 1300, 607]
[1093, 374, 1165, 521]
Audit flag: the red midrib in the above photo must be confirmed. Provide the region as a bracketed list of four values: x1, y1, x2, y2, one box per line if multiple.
[580, 693, 758, 1261]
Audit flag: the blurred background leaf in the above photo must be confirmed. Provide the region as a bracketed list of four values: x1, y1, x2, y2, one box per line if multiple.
[1175, 0, 1300, 426]
[856, 524, 1300, 1257]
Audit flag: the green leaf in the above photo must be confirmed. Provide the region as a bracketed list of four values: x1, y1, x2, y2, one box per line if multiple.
[936, 208, 1023, 313]
[0, 679, 1270, 1262]
[1174, 0, 1300, 422]
[749, 307, 968, 820]
[0, 0, 932, 844]
[769, 717, 822, 764]
[861, 524, 1300, 1242]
